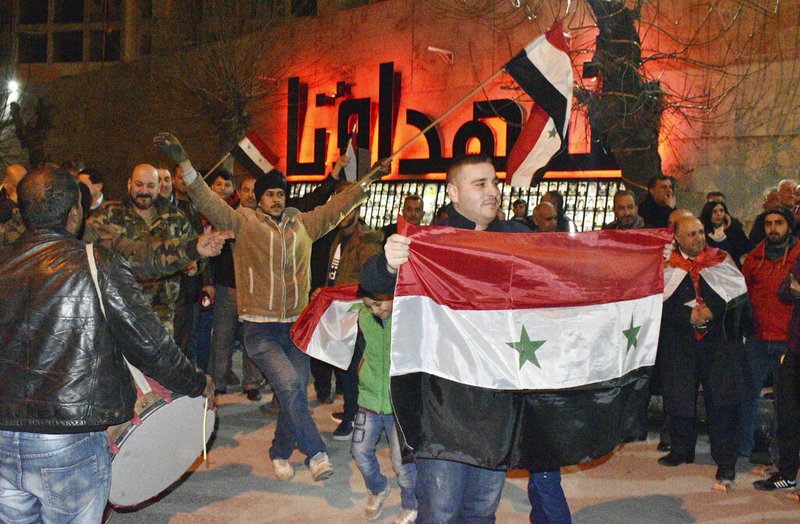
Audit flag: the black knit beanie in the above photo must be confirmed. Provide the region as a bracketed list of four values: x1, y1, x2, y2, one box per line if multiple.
[254, 169, 287, 203]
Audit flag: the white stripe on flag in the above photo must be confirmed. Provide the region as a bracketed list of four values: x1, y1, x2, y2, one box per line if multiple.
[523, 37, 573, 130]
[390, 294, 662, 390]
[304, 300, 360, 370]
[239, 136, 275, 174]
[344, 138, 357, 181]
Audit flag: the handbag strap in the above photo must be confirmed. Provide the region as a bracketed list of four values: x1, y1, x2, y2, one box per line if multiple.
[85, 243, 151, 394]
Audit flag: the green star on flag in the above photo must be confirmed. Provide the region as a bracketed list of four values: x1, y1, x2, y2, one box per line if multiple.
[623, 317, 642, 353]
[548, 126, 558, 139]
[506, 326, 546, 369]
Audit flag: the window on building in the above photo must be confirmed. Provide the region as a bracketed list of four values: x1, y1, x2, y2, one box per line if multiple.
[140, 34, 152, 56]
[88, 0, 121, 23]
[89, 30, 120, 61]
[19, 0, 48, 24]
[54, 0, 84, 23]
[18, 33, 48, 63]
[292, 0, 317, 16]
[53, 31, 84, 62]
[339, 0, 385, 9]
[140, 0, 153, 19]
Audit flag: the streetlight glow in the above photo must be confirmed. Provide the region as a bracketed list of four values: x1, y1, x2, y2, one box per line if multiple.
[8, 80, 19, 94]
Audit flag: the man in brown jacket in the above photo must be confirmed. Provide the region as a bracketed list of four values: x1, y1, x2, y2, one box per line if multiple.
[154, 132, 385, 483]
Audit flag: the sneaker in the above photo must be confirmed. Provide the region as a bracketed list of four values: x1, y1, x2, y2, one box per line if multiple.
[309, 452, 334, 481]
[393, 509, 418, 524]
[330, 411, 344, 422]
[272, 458, 294, 481]
[332, 421, 354, 441]
[753, 473, 797, 491]
[364, 484, 390, 521]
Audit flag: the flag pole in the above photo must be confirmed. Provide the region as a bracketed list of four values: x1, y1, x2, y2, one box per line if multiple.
[362, 66, 507, 181]
[202, 152, 231, 180]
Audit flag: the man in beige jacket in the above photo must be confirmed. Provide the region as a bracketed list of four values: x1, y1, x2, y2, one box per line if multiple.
[155, 132, 385, 483]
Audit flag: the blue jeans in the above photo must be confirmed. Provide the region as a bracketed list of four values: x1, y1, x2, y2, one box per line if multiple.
[528, 470, 571, 523]
[243, 321, 326, 462]
[739, 338, 785, 455]
[0, 431, 111, 523]
[351, 409, 417, 511]
[416, 458, 505, 523]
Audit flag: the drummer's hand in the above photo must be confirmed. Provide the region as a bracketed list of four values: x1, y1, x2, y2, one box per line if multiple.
[203, 375, 216, 407]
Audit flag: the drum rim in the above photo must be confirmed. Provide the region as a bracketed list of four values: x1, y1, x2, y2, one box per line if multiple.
[112, 393, 186, 450]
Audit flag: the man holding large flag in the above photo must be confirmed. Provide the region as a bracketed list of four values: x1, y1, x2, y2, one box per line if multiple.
[361, 154, 569, 522]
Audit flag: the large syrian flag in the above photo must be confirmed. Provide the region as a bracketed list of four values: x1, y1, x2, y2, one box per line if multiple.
[504, 20, 573, 187]
[231, 131, 280, 177]
[291, 284, 361, 370]
[390, 221, 672, 471]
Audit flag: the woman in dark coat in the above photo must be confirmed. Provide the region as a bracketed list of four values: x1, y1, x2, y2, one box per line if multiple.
[700, 200, 752, 267]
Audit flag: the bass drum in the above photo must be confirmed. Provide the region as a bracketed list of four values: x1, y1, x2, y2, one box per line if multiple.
[107, 381, 215, 507]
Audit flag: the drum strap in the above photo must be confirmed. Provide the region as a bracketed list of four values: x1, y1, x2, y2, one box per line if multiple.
[85, 243, 153, 395]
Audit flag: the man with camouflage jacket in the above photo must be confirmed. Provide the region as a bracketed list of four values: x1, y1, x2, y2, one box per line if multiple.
[84, 163, 199, 335]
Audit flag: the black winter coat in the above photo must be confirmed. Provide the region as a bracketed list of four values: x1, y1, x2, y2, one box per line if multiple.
[0, 229, 205, 432]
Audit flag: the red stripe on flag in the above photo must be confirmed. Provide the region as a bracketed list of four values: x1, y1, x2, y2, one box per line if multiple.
[244, 131, 280, 166]
[545, 19, 568, 53]
[505, 104, 550, 184]
[291, 284, 359, 351]
[396, 221, 671, 310]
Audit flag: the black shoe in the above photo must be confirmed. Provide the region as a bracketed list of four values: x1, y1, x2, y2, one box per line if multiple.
[214, 388, 227, 396]
[754, 473, 796, 490]
[332, 421, 354, 441]
[657, 441, 671, 452]
[715, 465, 736, 482]
[658, 452, 694, 467]
[245, 389, 262, 401]
[330, 411, 344, 422]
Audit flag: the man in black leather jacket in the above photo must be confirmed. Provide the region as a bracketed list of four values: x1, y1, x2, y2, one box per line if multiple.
[0, 166, 214, 523]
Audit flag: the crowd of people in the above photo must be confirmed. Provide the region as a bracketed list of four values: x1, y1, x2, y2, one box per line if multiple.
[1, 139, 800, 523]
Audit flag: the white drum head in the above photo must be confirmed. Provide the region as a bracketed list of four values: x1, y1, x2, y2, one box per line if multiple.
[109, 395, 215, 507]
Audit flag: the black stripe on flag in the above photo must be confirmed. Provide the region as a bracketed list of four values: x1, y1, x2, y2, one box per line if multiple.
[505, 49, 569, 139]
[231, 148, 267, 177]
[390, 366, 652, 471]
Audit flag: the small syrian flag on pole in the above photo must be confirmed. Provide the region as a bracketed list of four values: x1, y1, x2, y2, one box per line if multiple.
[231, 131, 280, 177]
[505, 20, 573, 187]
[343, 119, 371, 182]
[343, 120, 359, 182]
[389, 222, 672, 470]
[291, 285, 361, 370]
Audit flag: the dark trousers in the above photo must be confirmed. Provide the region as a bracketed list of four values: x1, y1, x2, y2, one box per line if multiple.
[669, 389, 739, 470]
[173, 300, 198, 354]
[311, 358, 336, 401]
[668, 341, 739, 470]
[777, 350, 800, 480]
[310, 346, 362, 424]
